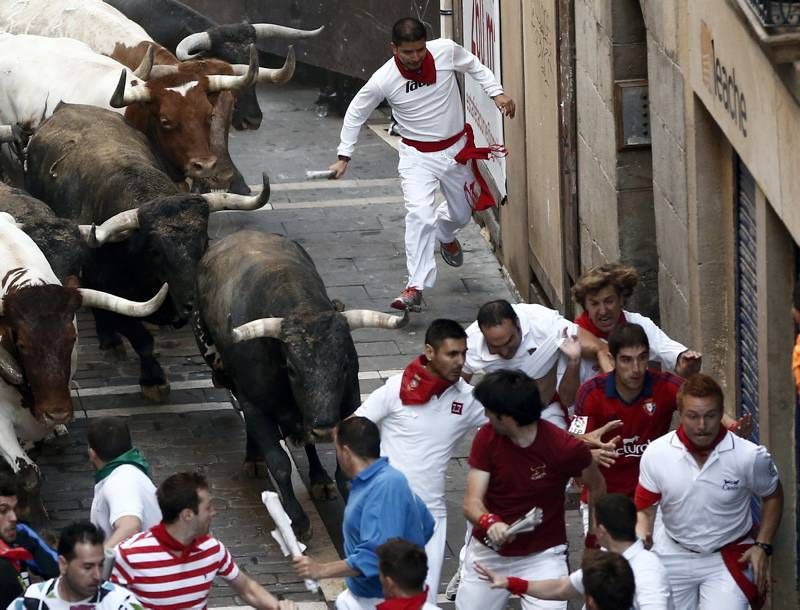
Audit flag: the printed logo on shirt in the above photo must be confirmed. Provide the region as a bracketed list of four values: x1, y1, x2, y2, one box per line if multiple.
[722, 478, 740, 490]
[527, 347, 537, 355]
[768, 459, 779, 477]
[617, 435, 650, 457]
[643, 400, 656, 415]
[451, 401, 463, 415]
[405, 80, 432, 93]
[530, 463, 547, 481]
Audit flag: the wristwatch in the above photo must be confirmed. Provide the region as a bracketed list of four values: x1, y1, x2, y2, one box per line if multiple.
[754, 542, 773, 556]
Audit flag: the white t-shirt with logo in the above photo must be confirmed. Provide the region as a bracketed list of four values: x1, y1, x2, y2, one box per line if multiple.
[10, 578, 140, 610]
[638, 431, 780, 554]
[90, 464, 162, 540]
[355, 375, 487, 518]
[569, 539, 674, 609]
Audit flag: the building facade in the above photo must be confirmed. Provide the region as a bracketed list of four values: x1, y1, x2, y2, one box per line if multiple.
[457, 0, 800, 605]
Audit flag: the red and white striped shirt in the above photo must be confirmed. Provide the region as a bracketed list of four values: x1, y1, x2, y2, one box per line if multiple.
[111, 530, 240, 609]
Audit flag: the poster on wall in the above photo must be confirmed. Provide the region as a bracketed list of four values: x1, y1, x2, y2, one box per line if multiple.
[462, 0, 506, 198]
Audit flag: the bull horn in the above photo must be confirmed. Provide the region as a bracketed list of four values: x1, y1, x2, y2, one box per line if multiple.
[133, 45, 155, 80]
[206, 44, 257, 92]
[203, 172, 271, 212]
[232, 317, 284, 343]
[85, 209, 140, 247]
[231, 46, 295, 84]
[0, 345, 23, 386]
[252, 24, 325, 40]
[79, 282, 168, 317]
[175, 31, 212, 60]
[109, 70, 152, 108]
[0, 125, 14, 143]
[343, 309, 409, 330]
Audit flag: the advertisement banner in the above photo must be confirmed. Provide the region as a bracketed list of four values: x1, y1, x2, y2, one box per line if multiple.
[462, 0, 505, 198]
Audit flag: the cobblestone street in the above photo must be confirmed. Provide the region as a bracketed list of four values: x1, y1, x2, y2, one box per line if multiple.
[33, 80, 583, 609]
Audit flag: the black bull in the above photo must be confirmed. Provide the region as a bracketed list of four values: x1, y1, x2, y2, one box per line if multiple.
[24, 103, 268, 402]
[194, 231, 407, 537]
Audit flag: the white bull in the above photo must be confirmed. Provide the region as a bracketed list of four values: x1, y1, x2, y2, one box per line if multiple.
[0, 214, 167, 489]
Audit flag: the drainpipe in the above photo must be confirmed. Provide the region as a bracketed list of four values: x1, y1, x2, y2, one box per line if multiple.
[440, 0, 454, 39]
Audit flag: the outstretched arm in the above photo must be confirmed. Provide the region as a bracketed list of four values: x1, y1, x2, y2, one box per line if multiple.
[331, 79, 385, 178]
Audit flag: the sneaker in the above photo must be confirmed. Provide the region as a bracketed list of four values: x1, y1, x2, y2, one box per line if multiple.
[440, 239, 463, 267]
[391, 287, 423, 312]
[445, 565, 461, 601]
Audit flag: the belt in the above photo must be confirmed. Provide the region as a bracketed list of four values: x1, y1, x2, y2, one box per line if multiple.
[668, 534, 723, 554]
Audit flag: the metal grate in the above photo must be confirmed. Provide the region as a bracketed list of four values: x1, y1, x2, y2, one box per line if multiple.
[746, 0, 800, 27]
[735, 158, 761, 521]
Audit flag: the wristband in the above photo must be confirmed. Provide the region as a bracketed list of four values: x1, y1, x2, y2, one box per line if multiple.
[507, 576, 529, 596]
[478, 513, 502, 530]
[584, 533, 600, 549]
[338, 155, 351, 162]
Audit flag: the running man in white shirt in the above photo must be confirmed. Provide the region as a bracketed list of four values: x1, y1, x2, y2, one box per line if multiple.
[329, 17, 515, 312]
[88, 417, 161, 550]
[572, 263, 702, 383]
[475, 493, 673, 609]
[635, 374, 783, 610]
[463, 299, 611, 429]
[355, 318, 487, 601]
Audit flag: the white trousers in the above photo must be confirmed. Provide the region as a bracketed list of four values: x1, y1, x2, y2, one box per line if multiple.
[456, 537, 568, 610]
[335, 589, 383, 610]
[397, 137, 476, 290]
[658, 551, 750, 610]
[424, 514, 448, 602]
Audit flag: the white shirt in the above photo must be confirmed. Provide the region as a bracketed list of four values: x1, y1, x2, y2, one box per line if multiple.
[355, 375, 487, 517]
[14, 578, 140, 610]
[90, 464, 162, 540]
[638, 431, 780, 554]
[337, 38, 504, 157]
[578, 310, 688, 384]
[569, 539, 674, 610]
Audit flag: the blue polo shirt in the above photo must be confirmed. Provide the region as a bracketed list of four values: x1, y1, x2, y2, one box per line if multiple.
[343, 457, 434, 598]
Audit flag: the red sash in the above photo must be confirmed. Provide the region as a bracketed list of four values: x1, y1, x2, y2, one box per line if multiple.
[719, 536, 765, 610]
[399, 355, 453, 405]
[0, 537, 33, 572]
[402, 124, 508, 211]
[376, 589, 429, 610]
[394, 52, 436, 85]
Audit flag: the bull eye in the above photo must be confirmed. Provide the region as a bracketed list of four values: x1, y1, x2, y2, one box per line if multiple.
[159, 117, 175, 131]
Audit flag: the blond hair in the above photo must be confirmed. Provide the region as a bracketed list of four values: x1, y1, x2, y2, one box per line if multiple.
[572, 263, 639, 307]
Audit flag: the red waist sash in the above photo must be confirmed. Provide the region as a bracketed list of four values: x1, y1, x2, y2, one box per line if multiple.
[401, 124, 508, 211]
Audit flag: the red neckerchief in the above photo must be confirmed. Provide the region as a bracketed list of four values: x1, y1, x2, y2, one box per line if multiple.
[0, 537, 33, 572]
[150, 523, 209, 559]
[676, 425, 728, 457]
[574, 311, 626, 339]
[394, 51, 436, 85]
[400, 355, 453, 405]
[377, 589, 429, 610]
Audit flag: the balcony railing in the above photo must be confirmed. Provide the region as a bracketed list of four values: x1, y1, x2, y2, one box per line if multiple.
[746, 0, 800, 27]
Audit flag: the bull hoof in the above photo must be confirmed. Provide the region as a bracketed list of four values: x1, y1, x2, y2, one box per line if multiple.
[310, 481, 338, 501]
[100, 342, 127, 361]
[242, 459, 266, 478]
[141, 383, 170, 403]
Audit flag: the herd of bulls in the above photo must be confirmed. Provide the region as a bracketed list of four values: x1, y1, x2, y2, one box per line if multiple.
[0, 0, 408, 537]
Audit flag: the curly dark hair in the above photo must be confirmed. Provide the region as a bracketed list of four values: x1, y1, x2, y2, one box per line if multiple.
[571, 263, 639, 307]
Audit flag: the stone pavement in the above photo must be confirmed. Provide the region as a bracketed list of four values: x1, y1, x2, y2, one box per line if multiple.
[32, 80, 583, 609]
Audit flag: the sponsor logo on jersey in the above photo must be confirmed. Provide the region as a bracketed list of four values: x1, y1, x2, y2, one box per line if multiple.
[451, 401, 463, 415]
[643, 400, 656, 415]
[405, 80, 432, 93]
[722, 478, 740, 490]
[617, 435, 650, 457]
[527, 347, 537, 355]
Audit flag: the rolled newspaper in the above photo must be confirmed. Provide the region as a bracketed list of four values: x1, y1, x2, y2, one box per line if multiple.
[305, 169, 336, 180]
[261, 491, 320, 593]
[483, 506, 544, 551]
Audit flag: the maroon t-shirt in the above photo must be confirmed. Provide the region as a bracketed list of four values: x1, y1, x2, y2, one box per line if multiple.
[468, 420, 592, 556]
[574, 370, 683, 497]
